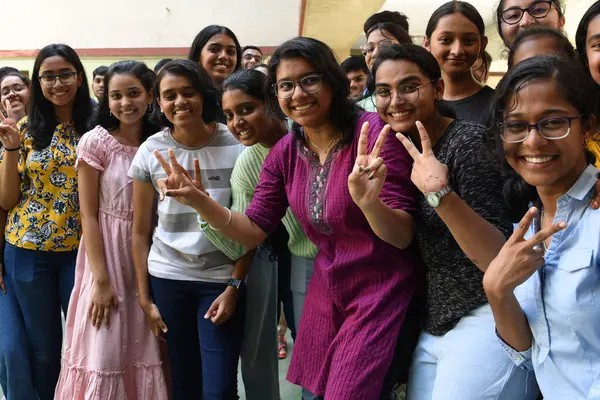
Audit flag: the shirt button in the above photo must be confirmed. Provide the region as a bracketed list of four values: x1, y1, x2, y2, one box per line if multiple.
[515, 355, 521, 361]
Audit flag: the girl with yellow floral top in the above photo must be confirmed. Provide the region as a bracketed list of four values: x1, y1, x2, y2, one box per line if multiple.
[0, 44, 93, 400]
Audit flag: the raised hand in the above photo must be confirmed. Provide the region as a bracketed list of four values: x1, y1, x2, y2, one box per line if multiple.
[0, 100, 20, 150]
[348, 121, 390, 209]
[483, 207, 567, 296]
[153, 148, 208, 206]
[396, 121, 449, 194]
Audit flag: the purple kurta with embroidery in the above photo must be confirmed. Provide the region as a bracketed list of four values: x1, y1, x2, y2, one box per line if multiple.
[246, 112, 421, 398]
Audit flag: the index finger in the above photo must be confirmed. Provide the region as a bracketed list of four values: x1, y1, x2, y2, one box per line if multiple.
[153, 150, 172, 175]
[525, 220, 567, 248]
[510, 207, 537, 243]
[416, 121, 433, 156]
[168, 148, 186, 174]
[370, 124, 390, 159]
[395, 132, 421, 161]
[357, 121, 369, 157]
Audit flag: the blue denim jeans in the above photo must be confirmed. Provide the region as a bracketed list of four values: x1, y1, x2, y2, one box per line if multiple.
[0, 243, 76, 400]
[150, 276, 246, 400]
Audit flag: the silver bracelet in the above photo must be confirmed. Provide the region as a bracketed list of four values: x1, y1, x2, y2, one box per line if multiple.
[209, 207, 232, 231]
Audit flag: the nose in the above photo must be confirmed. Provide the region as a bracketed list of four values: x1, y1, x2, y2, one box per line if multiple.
[291, 83, 309, 102]
[174, 94, 187, 107]
[234, 114, 244, 129]
[389, 91, 407, 107]
[520, 12, 536, 27]
[218, 50, 228, 60]
[450, 40, 465, 56]
[523, 126, 549, 147]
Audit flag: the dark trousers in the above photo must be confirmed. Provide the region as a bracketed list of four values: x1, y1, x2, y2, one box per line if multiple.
[150, 276, 246, 400]
[0, 243, 76, 400]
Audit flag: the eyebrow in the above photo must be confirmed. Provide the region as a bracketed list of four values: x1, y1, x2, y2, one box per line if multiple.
[504, 108, 571, 118]
[41, 68, 75, 74]
[588, 33, 600, 44]
[207, 42, 237, 49]
[437, 31, 478, 36]
[109, 86, 141, 93]
[277, 71, 319, 82]
[375, 75, 422, 87]
[161, 85, 194, 93]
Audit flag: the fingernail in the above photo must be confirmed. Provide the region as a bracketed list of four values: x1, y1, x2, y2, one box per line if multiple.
[165, 191, 171, 197]
[359, 166, 363, 173]
[364, 167, 371, 173]
[368, 174, 374, 180]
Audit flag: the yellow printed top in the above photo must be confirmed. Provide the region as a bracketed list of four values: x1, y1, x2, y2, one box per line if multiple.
[587, 133, 600, 169]
[1, 117, 82, 251]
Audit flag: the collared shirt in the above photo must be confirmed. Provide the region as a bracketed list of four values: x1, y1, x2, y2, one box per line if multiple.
[500, 164, 600, 399]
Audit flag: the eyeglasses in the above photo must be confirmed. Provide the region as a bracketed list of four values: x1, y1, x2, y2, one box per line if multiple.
[500, 1, 554, 25]
[372, 81, 435, 109]
[500, 115, 582, 143]
[38, 71, 77, 88]
[0, 85, 26, 97]
[360, 39, 395, 57]
[272, 74, 323, 99]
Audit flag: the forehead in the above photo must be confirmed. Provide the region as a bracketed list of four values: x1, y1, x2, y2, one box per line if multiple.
[222, 88, 258, 109]
[1, 75, 24, 88]
[159, 73, 193, 91]
[40, 56, 75, 72]
[507, 79, 574, 114]
[243, 49, 261, 56]
[433, 13, 481, 34]
[512, 37, 562, 64]
[586, 15, 600, 41]
[347, 70, 367, 77]
[94, 75, 104, 80]
[375, 59, 427, 82]
[275, 57, 316, 80]
[367, 29, 395, 44]
[503, 0, 548, 9]
[108, 73, 143, 89]
[205, 33, 236, 47]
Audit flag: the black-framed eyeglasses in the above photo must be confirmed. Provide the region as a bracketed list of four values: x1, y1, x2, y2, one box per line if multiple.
[360, 39, 395, 57]
[500, 1, 555, 25]
[0, 85, 26, 97]
[500, 115, 582, 143]
[272, 74, 323, 99]
[372, 81, 435, 109]
[38, 71, 77, 88]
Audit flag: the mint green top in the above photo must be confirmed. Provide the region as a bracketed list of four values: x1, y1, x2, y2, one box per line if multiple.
[203, 143, 318, 260]
[357, 94, 377, 112]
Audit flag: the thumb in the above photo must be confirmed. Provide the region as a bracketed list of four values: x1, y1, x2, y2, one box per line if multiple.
[159, 319, 168, 333]
[205, 299, 219, 319]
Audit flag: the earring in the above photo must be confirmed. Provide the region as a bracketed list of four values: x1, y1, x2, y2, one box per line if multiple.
[109, 111, 113, 117]
[148, 103, 152, 111]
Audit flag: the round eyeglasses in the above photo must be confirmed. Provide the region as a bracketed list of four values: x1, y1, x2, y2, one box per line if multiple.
[500, 1, 554, 25]
[500, 115, 582, 143]
[38, 71, 77, 88]
[372, 81, 435, 109]
[272, 74, 323, 99]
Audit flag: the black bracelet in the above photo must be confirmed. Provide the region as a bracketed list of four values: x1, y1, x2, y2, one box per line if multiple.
[3, 146, 19, 152]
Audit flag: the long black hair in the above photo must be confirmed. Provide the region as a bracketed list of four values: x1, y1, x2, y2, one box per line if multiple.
[495, 0, 564, 45]
[426, 1, 486, 38]
[507, 26, 575, 68]
[188, 25, 242, 72]
[372, 44, 456, 119]
[153, 59, 219, 128]
[487, 55, 596, 221]
[93, 60, 160, 142]
[266, 37, 360, 144]
[576, 1, 600, 70]
[28, 44, 93, 150]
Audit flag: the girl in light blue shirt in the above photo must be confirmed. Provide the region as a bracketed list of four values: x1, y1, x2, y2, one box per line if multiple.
[483, 54, 600, 400]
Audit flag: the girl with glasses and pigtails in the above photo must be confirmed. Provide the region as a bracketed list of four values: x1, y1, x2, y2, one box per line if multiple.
[0, 43, 93, 399]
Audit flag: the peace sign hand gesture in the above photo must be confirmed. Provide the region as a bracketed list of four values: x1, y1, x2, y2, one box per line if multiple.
[0, 100, 20, 150]
[396, 121, 449, 194]
[483, 207, 567, 297]
[348, 122, 390, 209]
[153, 149, 208, 207]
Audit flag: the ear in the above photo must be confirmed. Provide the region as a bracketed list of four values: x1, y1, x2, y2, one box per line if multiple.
[423, 36, 431, 51]
[481, 35, 489, 53]
[583, 114, 597, 141]
[434, 78, 445, 100]
[157, 96, 163, 113]
[558, 15, 566, 31]
[77, 72, 83, 88]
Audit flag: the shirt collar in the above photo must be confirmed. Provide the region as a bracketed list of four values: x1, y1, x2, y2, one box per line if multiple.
[566, 164, 599, 201]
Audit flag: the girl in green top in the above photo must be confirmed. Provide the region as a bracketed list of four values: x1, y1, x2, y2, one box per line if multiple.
[203, 68, 317, 399]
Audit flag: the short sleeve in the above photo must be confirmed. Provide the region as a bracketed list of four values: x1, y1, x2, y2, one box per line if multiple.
[76, 127, 107, 171]
[363, 113, 418, 214]
[128, 143, 152, 182]
[448, 122, 513, 238]
[496, 329, 534, 370]
[245, 138, 289, 234]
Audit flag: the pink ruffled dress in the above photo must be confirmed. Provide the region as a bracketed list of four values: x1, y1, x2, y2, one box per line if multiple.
[54, 126, 167, 399]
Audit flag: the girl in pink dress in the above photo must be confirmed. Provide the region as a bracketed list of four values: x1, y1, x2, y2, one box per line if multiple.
[54, 61, 167, 399]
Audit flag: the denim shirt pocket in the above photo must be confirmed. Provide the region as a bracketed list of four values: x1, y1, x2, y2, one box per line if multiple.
[553, 249, 595, 314]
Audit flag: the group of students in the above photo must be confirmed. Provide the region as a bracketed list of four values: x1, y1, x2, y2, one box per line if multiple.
[0, 0, 600, 399]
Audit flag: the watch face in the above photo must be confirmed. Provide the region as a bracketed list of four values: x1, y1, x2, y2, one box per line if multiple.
[426, 192, 440, 208]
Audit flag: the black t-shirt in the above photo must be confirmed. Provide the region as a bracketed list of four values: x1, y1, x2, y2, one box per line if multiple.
[415, 119, 512, 336]
[439, 86, 495, 126]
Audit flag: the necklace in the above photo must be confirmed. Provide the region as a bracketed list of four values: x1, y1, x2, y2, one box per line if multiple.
[305, 132, 341, 153]
[541, 208, 554, 222]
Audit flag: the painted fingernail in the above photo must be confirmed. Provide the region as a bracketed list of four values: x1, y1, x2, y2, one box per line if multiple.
[165, 191, 171, 197]
[359, 166, 363, 173]
[368, 174, 374, 180]
[365, 167, 371, 173]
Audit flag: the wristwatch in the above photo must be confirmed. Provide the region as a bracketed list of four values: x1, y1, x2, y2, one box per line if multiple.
[425, 186, 453, 208]
[227, 278, 245, 290]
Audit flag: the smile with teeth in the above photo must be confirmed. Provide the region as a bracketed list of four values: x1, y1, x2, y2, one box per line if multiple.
[292, 103, 314, 111]
[53, 91, 68, 97]
[121, 109, 136, 115]
[174, 109, 191, 115]
[390, 110, 412, 118]
[523, 155, 556, 164]
[238, 129, 251, 138]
